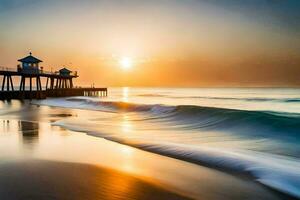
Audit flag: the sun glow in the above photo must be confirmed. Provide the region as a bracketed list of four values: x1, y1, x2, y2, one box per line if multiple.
[119, 57, 133, 70]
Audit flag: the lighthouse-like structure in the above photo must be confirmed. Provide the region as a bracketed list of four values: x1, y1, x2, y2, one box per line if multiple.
[17, 52, 42, 74]
[17, 52, 43, 97]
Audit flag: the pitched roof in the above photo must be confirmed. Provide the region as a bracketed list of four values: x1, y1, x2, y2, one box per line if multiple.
[18, 53, 43, 63]
[59, 67, 72, 73]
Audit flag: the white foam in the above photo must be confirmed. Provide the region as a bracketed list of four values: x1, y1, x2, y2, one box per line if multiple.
[34, 97, 300, 198]
[32, 97, 112, 112]
[53, 119, 300, 198]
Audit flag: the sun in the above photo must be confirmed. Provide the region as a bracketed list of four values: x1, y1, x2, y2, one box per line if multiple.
[119, 57, 133, 70]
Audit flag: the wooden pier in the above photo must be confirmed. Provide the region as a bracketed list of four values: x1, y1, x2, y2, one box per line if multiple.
[0, 53, 107, 100]
[0, 88, 108, 100]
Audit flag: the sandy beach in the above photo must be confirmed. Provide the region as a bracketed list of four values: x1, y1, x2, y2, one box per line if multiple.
[1, 0, 300, 198]
[0, 100, 293, 199]
[0, 159, 191, 200]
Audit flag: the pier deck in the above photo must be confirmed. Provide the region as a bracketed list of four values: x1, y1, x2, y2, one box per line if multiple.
[1, 53, 107, 100]
[0, 67, 107, 100]
[0, 88, 108, 100]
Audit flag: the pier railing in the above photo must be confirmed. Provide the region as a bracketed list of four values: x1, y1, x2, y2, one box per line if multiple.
[0, 66, 17, 72]
[41, 70, 78, 77]
[0, 66, 78, 77]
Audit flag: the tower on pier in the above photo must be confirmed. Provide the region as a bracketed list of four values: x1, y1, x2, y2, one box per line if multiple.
[18, 52, 43, 74]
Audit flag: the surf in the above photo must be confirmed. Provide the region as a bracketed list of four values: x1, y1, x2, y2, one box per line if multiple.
[34, 96, 300, 198]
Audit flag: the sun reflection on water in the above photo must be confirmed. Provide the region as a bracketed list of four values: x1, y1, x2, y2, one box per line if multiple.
[122, 87, 129, 102]
[121, 114, 132, 134]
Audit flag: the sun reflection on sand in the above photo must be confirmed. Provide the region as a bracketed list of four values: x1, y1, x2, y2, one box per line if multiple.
[119, 114, 137, 173]
[121, 145, 133, 156]
[120, 114, 137, 173]
[119, 142, 136, 173]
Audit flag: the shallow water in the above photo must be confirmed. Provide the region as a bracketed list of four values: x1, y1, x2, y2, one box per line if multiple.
[34, 87, 300, 198]
[0, 100, 284, 200]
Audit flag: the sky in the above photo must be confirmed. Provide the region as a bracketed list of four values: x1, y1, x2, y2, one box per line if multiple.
[0, 0, 300, 87]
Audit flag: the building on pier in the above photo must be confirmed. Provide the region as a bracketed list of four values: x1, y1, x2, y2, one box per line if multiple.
[59, 67, 72, 76]
[17, 52, 43, 74]
[0, 52, 107, 99]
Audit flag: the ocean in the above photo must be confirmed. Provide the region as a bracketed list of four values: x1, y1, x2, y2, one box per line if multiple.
[34, 87, 300, 198]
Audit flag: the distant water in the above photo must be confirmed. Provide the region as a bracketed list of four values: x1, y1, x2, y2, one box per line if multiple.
[35, 87, 300, 198]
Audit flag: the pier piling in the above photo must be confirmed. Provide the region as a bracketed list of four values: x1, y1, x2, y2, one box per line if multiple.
[0, 53, 107, 100]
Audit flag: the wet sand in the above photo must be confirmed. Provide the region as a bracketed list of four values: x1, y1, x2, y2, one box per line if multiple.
[0, 159, 190, 200]
[0, 100, 292, 200]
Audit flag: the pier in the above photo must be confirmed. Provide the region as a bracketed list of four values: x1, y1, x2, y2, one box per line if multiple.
[0, 53, 107, 100]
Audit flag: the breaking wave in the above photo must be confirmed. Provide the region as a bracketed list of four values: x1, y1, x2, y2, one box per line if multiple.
[137, 94, 300, 103]
[35, 97, 300, 198]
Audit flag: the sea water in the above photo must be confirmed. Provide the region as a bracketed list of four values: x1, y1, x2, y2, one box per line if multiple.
[35, 87, 300, 198]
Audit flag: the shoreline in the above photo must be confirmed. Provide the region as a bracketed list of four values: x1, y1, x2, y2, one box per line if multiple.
[0, 100, 295, 199]
[55, 124, 296, 200]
